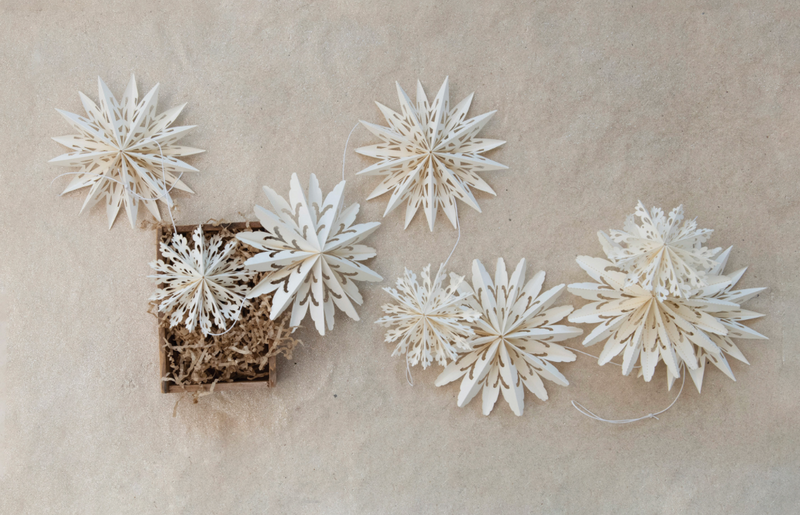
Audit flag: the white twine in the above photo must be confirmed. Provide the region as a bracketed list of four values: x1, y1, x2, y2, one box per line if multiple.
[570, 360, 686, 424]
[342, 122, 360, 182]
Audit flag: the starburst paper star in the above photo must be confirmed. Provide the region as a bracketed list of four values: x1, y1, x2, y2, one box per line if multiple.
[567, 253, 766, 391]
[150, 226, 254, 335]
[598, 202, 721, 298]
[435, 258, 582, 416]
[356, 77, 507, 231]
[50, 75, 203, 228]
[237, 173, 382, 335]
[376, 264, 480, 369]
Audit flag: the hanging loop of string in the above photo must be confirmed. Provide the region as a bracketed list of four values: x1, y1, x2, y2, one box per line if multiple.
[570, 364, 686, 424]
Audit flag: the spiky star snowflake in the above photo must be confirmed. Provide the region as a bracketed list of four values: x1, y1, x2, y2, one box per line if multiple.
[50, 75, 203, 228]
[237, 173, 382, 335]
[598, 202, 721, 298]
[356, 77, 507, 231]
[435, 258, 582, 416]
[567, 253, 766, 392]
[150, 226, 254, 336]
[375, 264, 480, 369]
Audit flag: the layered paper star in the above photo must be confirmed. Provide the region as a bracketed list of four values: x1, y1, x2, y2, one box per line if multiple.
[357, 77, 507, 231]
[567, 253, 766, 391]
[435, 258, 582, 416]
[375, 264, 480, 369]
[237, 173, 382, 335]
[50, 75, 203, 228]
[150, 226, 254, 335]
[598, 202, 721, 298]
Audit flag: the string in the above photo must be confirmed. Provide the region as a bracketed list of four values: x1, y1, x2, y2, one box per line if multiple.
[571, 364, 686, 424]
[342, 122, 360, 182]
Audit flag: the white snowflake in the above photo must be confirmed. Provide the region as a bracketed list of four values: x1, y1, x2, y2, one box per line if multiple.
[567, 252, 766, 392]
[150, 226, 254, 335]
[237, 173, 382, 335]
[435, 258, 582, 416]
[357, 77, 507, 231]
[376, 264, 480, 369]
[50, 75, 203, 228]
[598, 202, 721, 298]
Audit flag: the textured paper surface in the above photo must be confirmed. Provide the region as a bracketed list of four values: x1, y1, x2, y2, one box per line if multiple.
[2, 1, 798, 513]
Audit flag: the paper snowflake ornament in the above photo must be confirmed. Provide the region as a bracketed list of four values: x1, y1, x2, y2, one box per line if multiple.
[50, 75, 203, 228]
[568, 252, 766, 392]
[598, 202, 721, 299]
[376, 264, 480, 369]
[150, 226, 254, 336]
[356, 77, 507, 231]
[435, 258, 582, 416]
[237, 173, 382, 335]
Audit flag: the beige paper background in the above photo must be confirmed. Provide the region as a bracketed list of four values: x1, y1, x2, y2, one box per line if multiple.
[1, 1, 798, 513]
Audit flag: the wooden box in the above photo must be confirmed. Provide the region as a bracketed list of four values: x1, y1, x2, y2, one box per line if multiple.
[156, 222, 276, 393]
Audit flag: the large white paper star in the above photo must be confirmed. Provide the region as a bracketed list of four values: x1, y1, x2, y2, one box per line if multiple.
[357, 77, 507, 231]
[50, 75, 203, 228]
[237, 173, 382, 335]
[436, 258, 582, 416]
[567, 252, 766, 391]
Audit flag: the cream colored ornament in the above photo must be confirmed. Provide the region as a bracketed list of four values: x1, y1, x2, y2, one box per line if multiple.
[376, 264, 480, 369]
[598, 202, 721, 299]
[435, 258, 582, 416]
[237, 173, 382, 335]
[50, 75, 203, 228]
[567, 252, 766, 392]
[356, 77, 507, 231]
[150, 226, 254, 336]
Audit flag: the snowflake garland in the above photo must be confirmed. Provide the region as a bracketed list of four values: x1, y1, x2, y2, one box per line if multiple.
[598, 202, 721, 299]
[357, 77, 507, 231]
[435, 258, 582, 416]
[50, 75, 203, 228]
[150, 226, 254, 336]
[568, 251, 767, 392]
[237, 173, 382, 335]
[375, 264, 480, 369]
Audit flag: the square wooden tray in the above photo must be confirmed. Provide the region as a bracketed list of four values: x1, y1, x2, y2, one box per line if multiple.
[156, 222, 276, 393]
